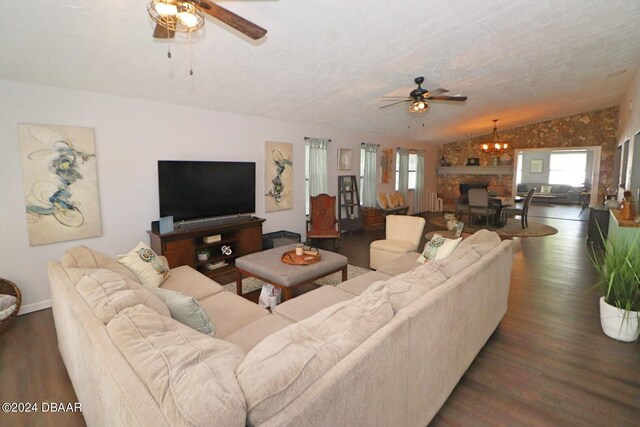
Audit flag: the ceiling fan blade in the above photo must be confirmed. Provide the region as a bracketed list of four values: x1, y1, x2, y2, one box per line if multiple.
[427, 95, 468, 102]
[380, 100, 410, 109]
[428, 88, 449, 96]
[381, 96, 411, 100]
[192, 0, 267, 40]
[153, 23, 175, 39]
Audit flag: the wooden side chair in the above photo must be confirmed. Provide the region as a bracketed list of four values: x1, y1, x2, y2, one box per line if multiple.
[307, 194, 340, 250]
[503, 188, 536, 229]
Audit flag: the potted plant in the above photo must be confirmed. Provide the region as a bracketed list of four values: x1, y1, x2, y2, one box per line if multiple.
[589, 233, 640, 342]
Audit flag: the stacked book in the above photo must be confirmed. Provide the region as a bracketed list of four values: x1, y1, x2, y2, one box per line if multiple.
[203, 234, 222, 243]
[205, 260, 228, 270]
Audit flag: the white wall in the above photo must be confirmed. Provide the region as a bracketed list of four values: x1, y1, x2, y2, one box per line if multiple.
[618, 67, 640, 202]
[0, 79, 437, 311]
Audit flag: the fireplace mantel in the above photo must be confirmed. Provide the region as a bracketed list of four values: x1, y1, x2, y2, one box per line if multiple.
[437, 166, 513, 177]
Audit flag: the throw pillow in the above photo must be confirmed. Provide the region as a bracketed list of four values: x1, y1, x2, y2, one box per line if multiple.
[395, 191, 405, 206]
[376, 192, 388, 209]
[540, 185, 552, 194]
[150, 287, 216, 336]
[117, 242, 170, 287]
[386, 193, 397, 208]
[417, 234, 461, 264]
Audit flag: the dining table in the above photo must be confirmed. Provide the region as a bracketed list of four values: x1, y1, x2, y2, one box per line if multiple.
[489, 196, 524, 227]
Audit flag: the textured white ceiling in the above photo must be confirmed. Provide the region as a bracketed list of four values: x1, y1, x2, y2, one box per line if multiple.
[1, 0, 640, 143]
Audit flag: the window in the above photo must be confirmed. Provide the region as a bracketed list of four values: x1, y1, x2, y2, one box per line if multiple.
[304, 138, 329, 215]
[360, 143, 378, 207]
[395, 152, 417, 190]
[549, 150, 587, 186]
[515, 152, 524, 184]
[305, 143, 310, 215]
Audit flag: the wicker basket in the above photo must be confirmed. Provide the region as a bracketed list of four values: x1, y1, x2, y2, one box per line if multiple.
[0, 278, 21, 333]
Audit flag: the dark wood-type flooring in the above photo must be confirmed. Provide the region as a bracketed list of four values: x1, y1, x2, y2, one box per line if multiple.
[1, 214, 638, 426]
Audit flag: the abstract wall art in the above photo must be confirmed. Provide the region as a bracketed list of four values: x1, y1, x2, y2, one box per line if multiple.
[265, 141, 293, 212]
[19, 124, 102, 246]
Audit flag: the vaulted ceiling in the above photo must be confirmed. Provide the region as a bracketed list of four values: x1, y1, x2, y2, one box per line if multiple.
[1, 1, 639, 143]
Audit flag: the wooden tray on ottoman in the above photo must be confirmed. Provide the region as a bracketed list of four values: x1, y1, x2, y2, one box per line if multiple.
[281, 249, 321, 265]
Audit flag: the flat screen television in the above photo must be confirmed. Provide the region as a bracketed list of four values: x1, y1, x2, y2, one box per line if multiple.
[158, 160, 256, 222]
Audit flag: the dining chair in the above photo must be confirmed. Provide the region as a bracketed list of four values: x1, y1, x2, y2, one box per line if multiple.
[502, 188, 536, 229]
[467, 188, 495, 226]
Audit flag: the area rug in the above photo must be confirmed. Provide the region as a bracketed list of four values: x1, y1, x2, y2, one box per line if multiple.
[429, 215, 558, 238]
[223, 264, 370, 295]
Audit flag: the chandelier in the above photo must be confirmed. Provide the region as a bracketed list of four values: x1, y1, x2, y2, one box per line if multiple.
[481, 119, 509, 153]
[147, 0, 205, 34]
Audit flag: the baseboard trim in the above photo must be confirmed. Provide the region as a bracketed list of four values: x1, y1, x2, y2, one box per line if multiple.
[20, 299, 52, 315]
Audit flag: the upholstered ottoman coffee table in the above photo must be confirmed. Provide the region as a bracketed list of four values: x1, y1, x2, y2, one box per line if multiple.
[235, 244, 348, 301]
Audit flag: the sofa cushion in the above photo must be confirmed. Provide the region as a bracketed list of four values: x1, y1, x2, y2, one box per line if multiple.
[453, 229, 501, 257]
[160, 265, 225, 300]
[75, 269, 170, 324]
[362, 262, 448, 312]
[62, 245, 140, 283]
[370, 239, 416, 255]
[106, 304, 246, 427]
[273, 285, 355, 322]
[151, 287, 216, 336]
[376, 252, 422, 276]
[224, 313, 294, 353]
[237, 290, 393, 426]
[198, 291, 269, 338]
[434, 229, 500, 278]
[117, 242, 171, 288]
[337, 270, 392, 295]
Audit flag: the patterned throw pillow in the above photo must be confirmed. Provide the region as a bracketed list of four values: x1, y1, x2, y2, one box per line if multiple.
[417, 234, 462, 264]
[395, 191, 405, 206]
[540, 185, 552, 194]
[118, 242, 170, 287]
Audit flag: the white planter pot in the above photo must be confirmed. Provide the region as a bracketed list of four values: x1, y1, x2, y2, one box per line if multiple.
[599, 297, 640, 342]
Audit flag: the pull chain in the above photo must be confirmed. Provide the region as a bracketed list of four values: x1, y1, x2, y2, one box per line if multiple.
[189, 31, 193, 76]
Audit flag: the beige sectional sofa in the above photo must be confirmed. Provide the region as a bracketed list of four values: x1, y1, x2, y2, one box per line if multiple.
[48, 229, 513, 426]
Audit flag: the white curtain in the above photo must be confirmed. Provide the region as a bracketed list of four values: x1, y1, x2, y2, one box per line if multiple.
[307, 138, 328, 196]
[361, 143, 378, 207]
[414, 150, 425, 213]
[397, 148, 409, 200]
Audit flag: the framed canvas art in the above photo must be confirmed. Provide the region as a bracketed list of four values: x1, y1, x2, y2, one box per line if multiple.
[19, 124, 102, 246]
[337, 148, 352, 170]
[265, 141, 293, 212]
[530, 159, 543, 174]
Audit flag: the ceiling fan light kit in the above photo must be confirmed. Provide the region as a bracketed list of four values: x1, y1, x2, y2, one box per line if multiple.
[409, 100, 429, 113]
[480, 119, 509, 153]
[381, 76, 467, 117]
[148, 0, 205, 33]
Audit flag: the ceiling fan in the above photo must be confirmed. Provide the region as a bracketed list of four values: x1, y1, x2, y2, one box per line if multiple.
[148, 0, 267, 40]
[380, 77, 467, 113]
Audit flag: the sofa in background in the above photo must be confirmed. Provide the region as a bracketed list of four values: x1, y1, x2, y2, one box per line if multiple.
[48, 230, 513, 426]
[516, 183, 578, 204]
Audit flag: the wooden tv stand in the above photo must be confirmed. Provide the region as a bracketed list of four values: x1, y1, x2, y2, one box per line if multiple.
[148, 216, 265, 281]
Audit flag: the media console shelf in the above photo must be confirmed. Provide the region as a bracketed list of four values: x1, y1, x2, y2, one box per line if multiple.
[148, 217, 265, 280]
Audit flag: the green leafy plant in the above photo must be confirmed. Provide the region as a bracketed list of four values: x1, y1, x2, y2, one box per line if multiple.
[589, 232, 640, 326]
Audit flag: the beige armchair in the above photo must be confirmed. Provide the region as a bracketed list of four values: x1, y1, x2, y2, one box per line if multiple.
[369, 215, 426, 270]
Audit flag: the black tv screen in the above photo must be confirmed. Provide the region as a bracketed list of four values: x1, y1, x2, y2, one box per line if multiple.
[158, 161, 256, 222]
